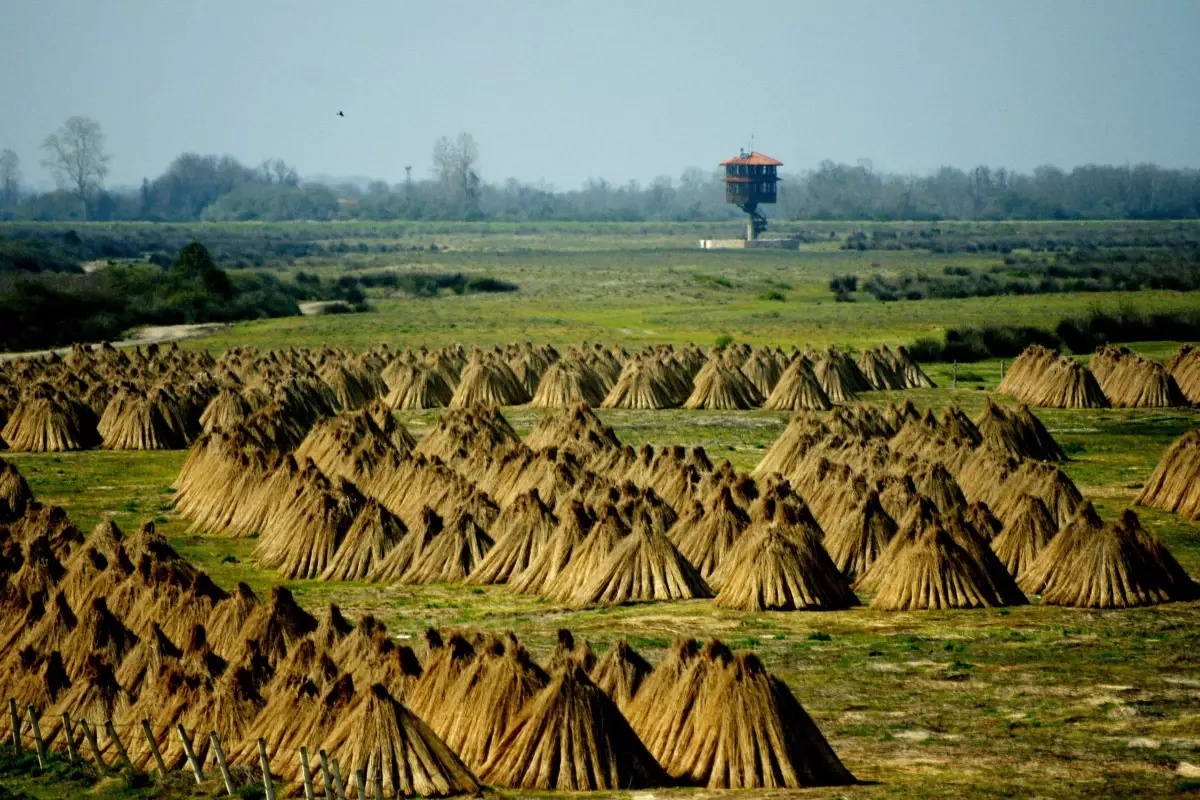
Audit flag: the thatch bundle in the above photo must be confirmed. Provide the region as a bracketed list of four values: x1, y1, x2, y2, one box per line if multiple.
[566, 511, 712, 607]
[541, 504, 627, 602]
[670, 651, 854, 788]
[997, 346, 1109, 408]
[383, 364, 454, 410]
[673, 485, 751, 579]
[1091, 346, 1186, 407]
[1033, 509, 1199, 608]
[588, 639, 651, 713]
[812, 350, 865, 404]
[318, 361, 377, 410]
[199, 386, 256, 433]
[763, 358, 832, 411]
[530, 360, 607, 408]
[601, 359, 678, 409]
[1, 385, 100, 452]
[822, 490, 897, 581]
[400, 511, 494, 584]
[507, 501, 592, 596]
[367, 507, 444, 583]
[1168, 343, 1200, 403]
[713, 524, 859, 611]
[739, 348, 783, 396]
[1136, 430, 1200, 520]
[895, 346, 936, 388]
[857, 347, 905, 391]
[449, 355, 529, 408]
[318, 499, 407, 581]
[478, 665, 667, 791]
[989, 494, 1058, 578]
[319, 682, 481, 797]
[468, 490, 558, 584]
[684, 357, 763, 410]
[974, 398, 1065, 461]
[870, 521, 1011, 610]
[253, 463, 365, 579]
[0, 457, 34, 523]
[99, 386, 192, 450]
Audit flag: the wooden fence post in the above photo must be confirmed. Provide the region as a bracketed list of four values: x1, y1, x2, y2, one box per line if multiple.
[104, 719, 131, 767]
[953, 360, 958, 388]
[299, 746, 316, 800]
[141, 720, 167, 779]
[79, 719, 107, 773]
[257, 737, 277, 800]
[25, 706, 45, 769]
[8, 699, 21, 755]
[211, 732, 236, 796]
[61, 713, 79, 763]
[354, 769, 366, 799]
[332, 759, 347, 800]
[319, 749, 334, 798]
[176, 723, 204, 784]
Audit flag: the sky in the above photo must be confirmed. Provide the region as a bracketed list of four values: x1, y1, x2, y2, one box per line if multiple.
[2, 0, 1199, 191]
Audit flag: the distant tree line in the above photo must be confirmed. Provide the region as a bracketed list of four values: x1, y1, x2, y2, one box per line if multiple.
[3, 118, 1199, 223]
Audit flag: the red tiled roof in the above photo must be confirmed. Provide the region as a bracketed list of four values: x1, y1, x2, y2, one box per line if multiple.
[720, 151, 783, 166]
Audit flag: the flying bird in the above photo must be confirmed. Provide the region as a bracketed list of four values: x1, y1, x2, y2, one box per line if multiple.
[337, 111, 344, 117]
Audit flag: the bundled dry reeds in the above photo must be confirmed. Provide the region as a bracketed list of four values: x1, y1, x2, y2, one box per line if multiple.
[822, 490, 897, 581]
[588, 639, 650, 714]
[530, 359, 607, 408]
[601, 358, 679, 410]
[384, 363, 454, 410]
[1168, 343, 1200, 403]
[1090, 346, 1186, 408]
[1136, 429, 1200, 520]
[870, 521, 1009, 610]
[714, 524, 859, 611]
[990, 494, 1058, 578]
[1, 385, 100, 452]
[763, 358, 832, 411]
[997, 346, 1109, 408]
[684, 357, 763, 410]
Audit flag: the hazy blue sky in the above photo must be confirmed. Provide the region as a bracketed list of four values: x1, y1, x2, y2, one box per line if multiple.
[3, 0, 1198, 190]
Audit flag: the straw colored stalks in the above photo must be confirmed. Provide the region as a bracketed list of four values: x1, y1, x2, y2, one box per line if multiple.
[384, 364, 454, 409]
[823, 490, 897, 581]
[974, 398, 1065, 461]
[871, 521, 1013, 611]
[589, 639, 651, 714]
[997, 346, 1110, 408]
[253, 466, 365, 579]
[319, 361, 377, 410]
[990, 494, 1059, 578]
[858, 347, 906, 390]
[319, 682, 482, 797]
[740, 349, 783, 396]
[1016, 502, 1104, 595]
[602, 359, 679, 409]
[715, 524, 859, 611]
[450, 357, 530, 408]
[673, 485, 751, 580]
[399, 511, 494, 584]
[530, 360, 607, 408]
[368, 507, 445, 583]
[1035, 509, 1199, 608]
[318, 499, 407, 581]
[1091, 345, 1187, 407]
[2, 387, 100, 451]
[99, 386, 192, 450]
[541, 505, 628, 602]
[763, 359, 832, 411]
[478, 665, 667, 791]
[1168, 343, 1200, 403]
[674, 651, 855, 789]
[0, 458, 33, 523]
[468, 490, 559, 584]
[199, 386, 255, 432]
[567, 512, 712, 608]
[1136, 429, 1200, 520]
[507, 501, 592, 596]
[684, 359, 763, 410]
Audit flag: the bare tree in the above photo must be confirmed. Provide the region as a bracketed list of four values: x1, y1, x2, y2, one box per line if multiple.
[0, 148, 19, 211]
[432, 133, 480, 217]
[41, 116, 110, 217]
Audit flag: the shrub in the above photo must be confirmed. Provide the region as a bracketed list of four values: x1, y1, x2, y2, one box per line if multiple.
[465, 276, 519, 293]
[715, 334, 734, 348]
[828, 274, 858, 294]
[759, 289, 786, 302]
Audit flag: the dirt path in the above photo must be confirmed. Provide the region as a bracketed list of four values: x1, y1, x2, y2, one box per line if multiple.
[0, 322, 230, 362]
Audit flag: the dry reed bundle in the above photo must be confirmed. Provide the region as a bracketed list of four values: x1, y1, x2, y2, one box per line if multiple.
[546, 628, 597, 673]
[1168, 343, 1200, 403]
[601, 359, 679, 409]
[989, 462, 1083, 527]
[672, 651, 854, 788]
[114, 623, 182, 699]
[1036, 509, 1198, 608]
[973, 399, 1065, 462]
[870, 521, 1009, 610]
[199, 386, 255, 433]
[530, 360, 607, 408]
[714, 523, 858, 611]
[569, 518, 711, 608]
[858, 347, 906, 390]
[1016, 502, 1104, 595]
[407, 633, 477, 721]
[523, 402, 621, 457]
[990, 494, 1058, 578]
[450, 356, 530, 408]
[253, 466, 365, 579]
[468, 490, 558, 584]
[1136, 430, 1200, 520]
[99, 386, 192, 450]
[478, 665, 667, 791]
[318, 682, 481, 797]
[204, 582, 259, 661]
[319, 499, 407, 581]
[9, 650, 71, 713]
[2, 386, 100, 451]
[894, 346, 935, 388]
[434, 637, 548, 771]
[1000, 347, 1110, 408]
[918, 462, 967, 513]
[588, 639, 650, 713]
[399, 511, 494, 584]
[0, 458, 33, 523]
[541, 504, 628, 602]
[763, 358, 832, 411]
[1093, 346, 1186, 407]
[368, 507, 444, 582]
[673, 485, 751, 580]
[236, 586, 317, 667]
[740, 348, 784, 396]
[507, 501, 592, 596]
[318, 360, 377, 410]
[823, 490, 897, 581]
[384, 363, 454, 410]
[44, 653, 132, 743]
[684, 358, 763, 409]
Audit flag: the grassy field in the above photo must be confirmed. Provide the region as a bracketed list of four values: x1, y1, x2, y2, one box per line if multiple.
[2, 222, 1199, 798]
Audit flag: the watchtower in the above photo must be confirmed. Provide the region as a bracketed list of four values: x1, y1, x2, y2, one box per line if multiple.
[721, 150, 782, 240]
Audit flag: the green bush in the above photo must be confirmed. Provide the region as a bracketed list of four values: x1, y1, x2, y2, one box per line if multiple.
[759, 289, 786, 302]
